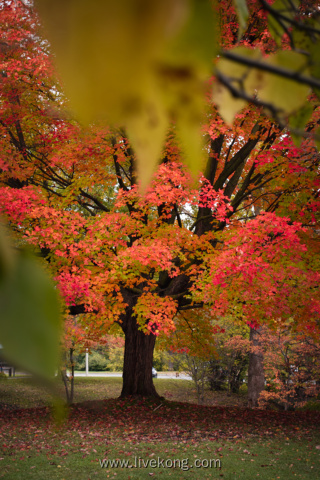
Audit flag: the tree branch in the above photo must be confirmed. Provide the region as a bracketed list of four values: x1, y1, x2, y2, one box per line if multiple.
[220, 50, 320, 90]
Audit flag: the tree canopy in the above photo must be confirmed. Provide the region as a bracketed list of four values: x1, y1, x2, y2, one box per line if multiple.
[0, 0, 319, 395]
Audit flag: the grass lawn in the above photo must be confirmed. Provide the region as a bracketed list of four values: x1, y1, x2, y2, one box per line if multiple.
[0, 375, 249, 409]
[0, 377, 319, 479]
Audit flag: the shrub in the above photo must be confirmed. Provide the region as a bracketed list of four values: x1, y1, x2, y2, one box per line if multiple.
[88, 352, 109, 371]
[258, 329, 320, 411]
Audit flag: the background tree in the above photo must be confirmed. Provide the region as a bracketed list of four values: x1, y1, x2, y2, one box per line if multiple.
[207, 324, 250, 394]
[183, 355, 211, 405]
[257, 326, 320, 410]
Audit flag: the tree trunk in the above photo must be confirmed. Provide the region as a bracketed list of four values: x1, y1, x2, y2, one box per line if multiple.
[120, 313, 159, 398]
[61, 347, 75, 404]
[247, 327, 265, 408]
[69, 347, 74, 403]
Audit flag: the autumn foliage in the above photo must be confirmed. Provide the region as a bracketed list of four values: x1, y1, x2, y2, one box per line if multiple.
[258, 327, 320, 410]
[0, 1, 319, 397]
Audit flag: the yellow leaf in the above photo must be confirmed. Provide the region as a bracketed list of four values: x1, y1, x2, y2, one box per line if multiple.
[212, 80, 247, 125]
[36, 0, 219, 188]
[162, 0, 219, 70]
[126, 88, 168, 192]
[258, 51, 310, 114]
[36, 0, 187, 124]
[215, 48, 310, 122]
[214, 47, 262, 124]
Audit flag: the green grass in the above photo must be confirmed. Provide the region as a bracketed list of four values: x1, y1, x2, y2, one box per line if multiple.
[1, 437, 320, 479]
[0, 376, 124, 408]
[0, 375, 248, 409]
[0, 378, 319, 479]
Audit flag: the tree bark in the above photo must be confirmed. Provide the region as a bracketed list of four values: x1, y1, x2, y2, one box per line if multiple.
[247, 327, 265, 408]
[61, 347, 75, 404]
[120, 309, 159, 398]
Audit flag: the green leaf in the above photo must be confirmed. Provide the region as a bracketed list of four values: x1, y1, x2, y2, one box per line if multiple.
[288, 103, 313, 146]
[0, 237, 61, 379]
[308, 40, 320, 99]
[267, 0, 299, 45]
[0, 227, 14, 283]
[233, 0, 249, 37]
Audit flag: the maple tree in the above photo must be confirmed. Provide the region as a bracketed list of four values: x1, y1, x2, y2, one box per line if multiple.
[0, 0, 320, 400]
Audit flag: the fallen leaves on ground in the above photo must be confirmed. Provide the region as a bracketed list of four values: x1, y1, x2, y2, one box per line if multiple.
[0, 397, 319, 457]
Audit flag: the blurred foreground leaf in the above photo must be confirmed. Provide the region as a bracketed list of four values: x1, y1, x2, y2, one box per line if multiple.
[36, 0, 218, 189]
[215, 48, 310, 124]
[267, 0, 299, 46]
[258, 51, 310, 113]
[289, 103, 313, 146]
[0, 227, 61, 379]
